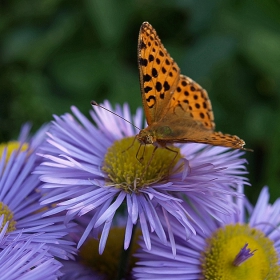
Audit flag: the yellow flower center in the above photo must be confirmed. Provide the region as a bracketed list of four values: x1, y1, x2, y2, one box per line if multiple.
[0, 202, 16, 233]
[201, 224, 280, 280]
[0, 142, 25, 233]
[0, 141, 28, 163]
[79, 227, 140, 279]
[102, 137, 181, 192]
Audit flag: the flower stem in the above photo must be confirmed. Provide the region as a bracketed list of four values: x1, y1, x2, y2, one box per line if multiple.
[115, 224, 137, 280]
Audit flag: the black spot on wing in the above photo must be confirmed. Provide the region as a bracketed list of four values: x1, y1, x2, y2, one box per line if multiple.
[152, 68, 158, 77]
[163, 81, 170, 91]
[156, 82, 162, 92]
[139, 40, 146, 50]
[146, 95, 156, 108]
[143, 74, 152, 82]
[144, 86, 152, 93]
[139, 58, 148, 66]
[149, 54, 154, 62]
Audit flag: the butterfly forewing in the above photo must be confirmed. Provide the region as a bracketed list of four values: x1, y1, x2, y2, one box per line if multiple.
[138, 22, 180, 125]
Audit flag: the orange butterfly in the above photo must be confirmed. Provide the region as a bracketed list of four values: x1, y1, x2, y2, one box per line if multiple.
[136, 22, 250, 152]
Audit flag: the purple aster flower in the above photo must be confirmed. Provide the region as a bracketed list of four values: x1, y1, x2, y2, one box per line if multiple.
[133, 186, 280, 279]
[0, 125, 76, 260]
[0, 215, 63, 280]
[17, 122, 49, 152]
[0, 122, 46, 164]
[35, 101, 248, 254]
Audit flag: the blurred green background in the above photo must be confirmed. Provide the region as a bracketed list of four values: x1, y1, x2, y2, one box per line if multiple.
[1, 0, 280, 202]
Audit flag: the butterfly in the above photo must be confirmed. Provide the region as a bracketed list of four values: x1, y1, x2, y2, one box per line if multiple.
[136, 22, 250, 152]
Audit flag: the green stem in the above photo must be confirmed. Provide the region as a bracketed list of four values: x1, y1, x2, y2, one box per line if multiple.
[115, 224, 137, 280]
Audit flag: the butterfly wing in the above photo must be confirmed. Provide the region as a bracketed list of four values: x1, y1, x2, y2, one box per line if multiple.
[149, 117, 246, 149]
[168, 132, 246, 150]
[138, 22, 180, 125]
[147, 75, 246, 149]
[138, 22, 248, 151]
[169, 75, 215, 130]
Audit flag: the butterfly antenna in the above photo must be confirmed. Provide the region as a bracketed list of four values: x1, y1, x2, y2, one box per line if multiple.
[91, 101, 141, 131]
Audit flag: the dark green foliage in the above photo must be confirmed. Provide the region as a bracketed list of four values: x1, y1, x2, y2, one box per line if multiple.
[1, 0, 280, 201]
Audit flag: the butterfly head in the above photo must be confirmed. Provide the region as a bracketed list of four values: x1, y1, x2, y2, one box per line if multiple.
[136, 129, 155, 145]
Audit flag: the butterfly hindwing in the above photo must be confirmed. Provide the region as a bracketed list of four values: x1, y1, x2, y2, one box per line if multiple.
[147, 117, 245, 149]
[138, 22, 180, 125]
[169, 75, 215, 130]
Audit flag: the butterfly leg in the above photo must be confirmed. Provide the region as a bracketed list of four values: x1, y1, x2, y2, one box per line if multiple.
[141, 145, 158, 178]
[165, 146, 178, 162]
[164, 146, 179, 175]
[136, 144, 147, 163]
[164, 147, 191, 179]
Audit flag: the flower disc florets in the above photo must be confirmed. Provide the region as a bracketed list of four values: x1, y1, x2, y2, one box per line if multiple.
[0, 203, 16, 233]
[0, 141, 28, 163]
[202, 224, 280, 279]
[103, 137, 181, 192]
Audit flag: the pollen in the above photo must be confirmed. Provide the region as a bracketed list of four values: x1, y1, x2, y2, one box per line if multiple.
[0, 202, 16, 233]
[201, 224, 280, 280]
[102, 137, 181, 192]
[0, 141, 29, 163]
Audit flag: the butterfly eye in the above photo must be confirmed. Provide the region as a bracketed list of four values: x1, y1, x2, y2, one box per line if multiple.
[146, 135, 154, 144]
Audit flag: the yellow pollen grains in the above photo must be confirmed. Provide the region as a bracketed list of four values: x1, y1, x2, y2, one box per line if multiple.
[0, 202, 16, 233]
[201, 224, 280, 280]
[102, 137, 181, 192]
[0, 141, 28, 163]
